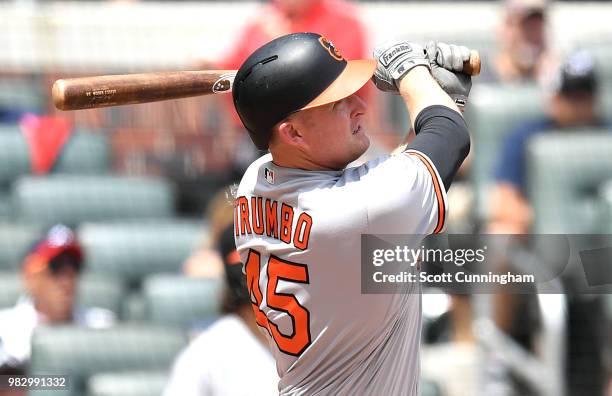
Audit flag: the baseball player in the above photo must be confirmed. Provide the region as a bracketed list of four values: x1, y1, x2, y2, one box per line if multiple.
[232, 32, 472, 395]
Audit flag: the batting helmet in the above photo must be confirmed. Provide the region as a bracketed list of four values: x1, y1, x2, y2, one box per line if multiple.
[232, 32, 376, 150]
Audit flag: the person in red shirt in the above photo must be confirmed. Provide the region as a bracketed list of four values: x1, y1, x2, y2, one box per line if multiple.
[221, 0, 368, 70]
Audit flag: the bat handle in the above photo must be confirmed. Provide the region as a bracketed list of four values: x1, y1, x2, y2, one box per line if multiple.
[463, 49, 481, 76]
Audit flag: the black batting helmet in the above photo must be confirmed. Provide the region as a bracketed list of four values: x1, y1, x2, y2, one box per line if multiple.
[232, 32, 376, 150]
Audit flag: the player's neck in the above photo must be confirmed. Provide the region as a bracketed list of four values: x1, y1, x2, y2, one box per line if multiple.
[271, 150, 345, 171]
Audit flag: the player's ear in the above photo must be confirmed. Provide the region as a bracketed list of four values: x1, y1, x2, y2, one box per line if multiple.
[275, 119, 304, 147]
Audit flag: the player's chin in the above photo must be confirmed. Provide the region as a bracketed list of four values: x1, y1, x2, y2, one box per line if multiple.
[354, 127, 370, 148]
[351, 133, 370, 159]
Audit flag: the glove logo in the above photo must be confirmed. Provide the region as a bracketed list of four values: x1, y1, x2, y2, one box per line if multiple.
[318, 37, 344, 61]
[380, 44, 413, 67]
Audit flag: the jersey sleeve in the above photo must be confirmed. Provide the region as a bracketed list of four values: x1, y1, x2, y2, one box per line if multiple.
[363, 151, 448, 235]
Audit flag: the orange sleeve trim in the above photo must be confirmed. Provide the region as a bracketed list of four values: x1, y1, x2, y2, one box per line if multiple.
[407, 151, 446, 234]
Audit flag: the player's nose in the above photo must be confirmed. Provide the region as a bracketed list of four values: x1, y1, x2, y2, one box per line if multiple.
[349, 94, 367, 118]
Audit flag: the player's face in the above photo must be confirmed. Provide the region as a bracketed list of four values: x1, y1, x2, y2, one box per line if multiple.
[292, 93, 370, 170]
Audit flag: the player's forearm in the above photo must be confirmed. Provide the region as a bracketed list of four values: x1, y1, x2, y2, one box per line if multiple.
[406, 106, 470, 191]
[399, 67, 460, 129]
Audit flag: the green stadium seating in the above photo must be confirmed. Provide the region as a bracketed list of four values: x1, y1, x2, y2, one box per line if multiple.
[0, 192, 13, 220]
[86, 371, 168, 396]
[602, 88, 612, 123]
[421, 378, 443, 396]
[0, 126, 110, 188]
[0, 272, 126, 315]
[79, 221, 203, 284]
[0, 271, 22, 308]
[0, 127, 30, 188]
[121, 291, 148, 322]
[588, 41, 612, 88]
[12, 175, 174, 226]
[465, 83, 545, 221]
[0, 75, 44, 113]
[602, 180, 612, 233]
[29, 325, 187, 396]
[142, 274, 221, 327]
[77, 274, 127, 315]
[0, 222, 43, 271]
[54, 132, 111, 175]
[526, 131, 612, 233]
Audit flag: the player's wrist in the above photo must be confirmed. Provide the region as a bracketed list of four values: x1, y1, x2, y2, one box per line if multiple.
[398, 66, 432, 94]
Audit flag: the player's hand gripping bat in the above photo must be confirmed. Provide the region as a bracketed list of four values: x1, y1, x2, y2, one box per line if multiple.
[52, 51, 480, 111]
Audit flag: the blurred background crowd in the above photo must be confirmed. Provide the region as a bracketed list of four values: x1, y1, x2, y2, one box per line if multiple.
[0, 0, 610, 395]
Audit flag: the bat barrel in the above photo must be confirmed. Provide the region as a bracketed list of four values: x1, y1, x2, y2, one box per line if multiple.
[53, 71, 236, 111]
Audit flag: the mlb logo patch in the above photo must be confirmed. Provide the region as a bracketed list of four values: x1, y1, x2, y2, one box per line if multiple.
[264, 168, 275, 184]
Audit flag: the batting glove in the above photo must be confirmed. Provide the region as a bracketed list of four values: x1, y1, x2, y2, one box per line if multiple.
[426, 41, 473, 108]
[372, 41, 430, 93]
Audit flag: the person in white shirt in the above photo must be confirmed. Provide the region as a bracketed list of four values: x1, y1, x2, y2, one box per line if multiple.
[0, 224, 114, 375]
[163, 224, 278, 396]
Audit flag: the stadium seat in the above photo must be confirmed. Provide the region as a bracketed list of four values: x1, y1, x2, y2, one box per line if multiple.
[526, 131, 612, 233]
[0, 272, 125, 316]
[86, 371, 168, 396]
[0, 271, 21, 308]
[29, 325, 187, 396]
[602, 88, 612, 124]
[588, 41, 612, 88]
[0, 75, 44, 114]
[0, 222, 43, 271]
[602, 180, 612, 233]
[79, 221, 203, 284]
[0, 192, 13, 220]
[142, 274, 222, 327]
[0, 126, 110, 188]
[464, 83, 545, 221]
[421, 378, 444, 396]
[12, 175, 174, 226]
[0, 127, 30, 188]
[122, 291, 148, 322]
[77, 274, 127, 316]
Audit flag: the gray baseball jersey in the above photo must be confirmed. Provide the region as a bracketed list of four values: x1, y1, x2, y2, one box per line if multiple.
[234, 150, 447, 395]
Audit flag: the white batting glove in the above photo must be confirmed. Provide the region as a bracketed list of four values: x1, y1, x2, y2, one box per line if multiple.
[372, 41, 430, 93]
[426, 41, 473, 108]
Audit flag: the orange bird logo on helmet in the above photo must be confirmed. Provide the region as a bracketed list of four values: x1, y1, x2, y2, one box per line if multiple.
[318, 37, 344, 61]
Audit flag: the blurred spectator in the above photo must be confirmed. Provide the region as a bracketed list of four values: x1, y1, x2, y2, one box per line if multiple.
[0, 108, 27, 124]
[483, 0, 554, 83]
[422, 294, 477, 396]
[489, 50, 603, 233]
[0, 225, 114, 374]
[489, 51, 607, 396]
[164, 225, 278, 396]
[183, 187, 235, 278]
[220, 0, 368, 70]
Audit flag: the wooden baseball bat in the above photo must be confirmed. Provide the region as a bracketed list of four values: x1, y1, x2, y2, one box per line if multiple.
[52, 70, 237, 111]
[53, 51, 480, 111]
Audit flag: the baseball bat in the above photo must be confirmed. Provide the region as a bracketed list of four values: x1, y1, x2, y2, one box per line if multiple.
[53, 51, 481, 111]
[52, 70, 237, 111]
